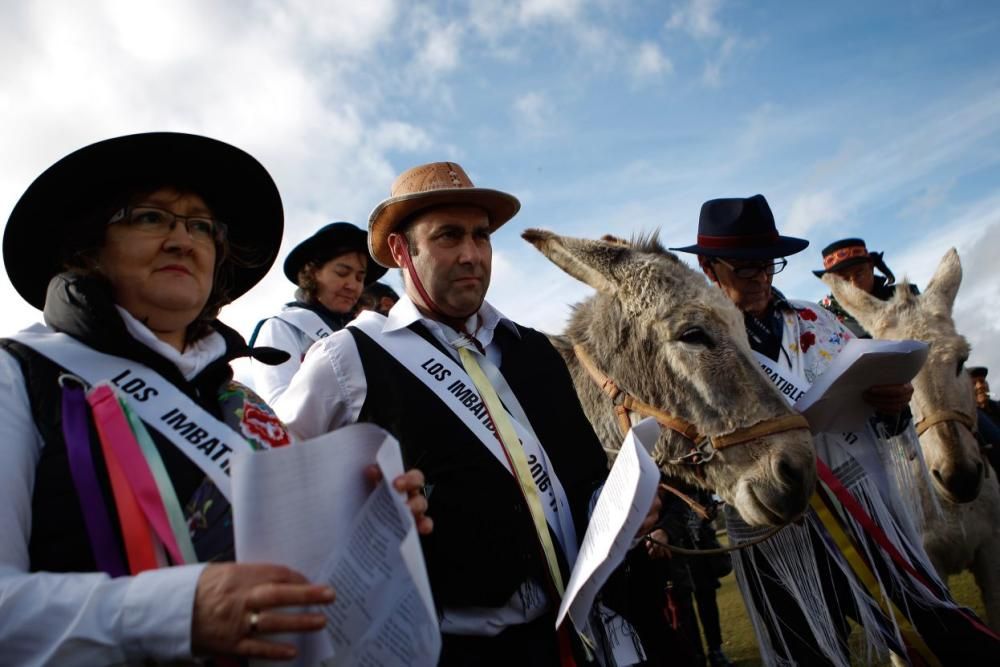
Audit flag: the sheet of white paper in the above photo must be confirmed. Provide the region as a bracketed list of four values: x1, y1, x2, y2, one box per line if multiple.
[793, 338, 928, 433]
[231, 423, 440, 667]
[556, 417, 661, 633]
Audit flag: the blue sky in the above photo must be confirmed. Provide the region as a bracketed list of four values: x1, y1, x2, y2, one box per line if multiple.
[2, 0, 999, 374]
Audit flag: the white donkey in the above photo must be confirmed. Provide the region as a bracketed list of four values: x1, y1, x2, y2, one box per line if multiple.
[825, 248, 1000, 630]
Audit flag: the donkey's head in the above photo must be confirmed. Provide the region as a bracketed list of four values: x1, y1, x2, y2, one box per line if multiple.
[825, 248, 984, 503]
[524, 229, 816, 526]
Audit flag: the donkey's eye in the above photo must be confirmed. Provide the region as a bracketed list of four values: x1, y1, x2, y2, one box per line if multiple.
[678, 327, 714, 348]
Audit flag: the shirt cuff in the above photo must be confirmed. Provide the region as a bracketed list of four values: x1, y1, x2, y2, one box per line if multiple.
[122, 563, 206, 660]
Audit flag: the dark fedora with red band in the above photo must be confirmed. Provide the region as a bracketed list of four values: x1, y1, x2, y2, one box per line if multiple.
[670, 194, 809, 260]
[812, 238, 883, 277]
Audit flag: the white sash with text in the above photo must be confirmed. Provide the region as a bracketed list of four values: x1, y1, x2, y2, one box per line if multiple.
[753, 350, 891, 492]
[10, 325, 259, 501]
[275, 307, 334, 342]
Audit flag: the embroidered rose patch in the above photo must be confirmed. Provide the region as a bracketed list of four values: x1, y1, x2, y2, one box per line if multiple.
[800, 331, 816, 353]
[242, 404, 291, 448]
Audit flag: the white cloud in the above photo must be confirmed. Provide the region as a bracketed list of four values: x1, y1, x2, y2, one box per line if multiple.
[413, 14, 464, 73]
[784, 191, 844, 238]
[518, 0, 582, 24]
[666, 0, 722, 40]
[512, 92, 553, 133]
[702, 35, 736, 86]
[631, 41, 673, 82]
[264, 0, 398, 53]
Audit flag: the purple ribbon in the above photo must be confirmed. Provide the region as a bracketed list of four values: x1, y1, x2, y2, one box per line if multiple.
[62, 383, 127, 578]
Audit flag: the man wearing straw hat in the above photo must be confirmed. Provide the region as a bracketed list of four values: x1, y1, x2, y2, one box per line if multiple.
[275, 162, 662, 665]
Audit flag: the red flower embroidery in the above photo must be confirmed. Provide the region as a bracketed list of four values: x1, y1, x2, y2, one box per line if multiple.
[799, 308, 818, 321]
[800, 331, 816, 353]
[243, 404, 291, 448]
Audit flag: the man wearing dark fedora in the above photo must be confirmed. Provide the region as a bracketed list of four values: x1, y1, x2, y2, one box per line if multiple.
[813, 238, 914, 338]
[672, 194, 999, 664]
[274, 162, 662, 665]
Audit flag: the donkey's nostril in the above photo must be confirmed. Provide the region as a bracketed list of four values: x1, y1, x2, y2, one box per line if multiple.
[776, 456, 803, 486]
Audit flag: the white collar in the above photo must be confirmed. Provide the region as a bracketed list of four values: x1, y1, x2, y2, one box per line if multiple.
[116, 306, 228, 380]
[383, 294, 520, 350]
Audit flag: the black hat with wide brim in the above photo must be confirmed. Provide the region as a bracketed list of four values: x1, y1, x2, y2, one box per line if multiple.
[282, 222, 387, 286]
[3, 132, 283, 310]
[969, 366, 988, 379]
[670, 194, 809, 260]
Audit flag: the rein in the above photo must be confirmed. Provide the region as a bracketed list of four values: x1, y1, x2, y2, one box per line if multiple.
[572, 343, 805, 556]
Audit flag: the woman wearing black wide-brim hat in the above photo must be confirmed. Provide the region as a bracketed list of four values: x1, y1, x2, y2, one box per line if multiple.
[0, 132, 420, 664]
[249, 222, 386, 404]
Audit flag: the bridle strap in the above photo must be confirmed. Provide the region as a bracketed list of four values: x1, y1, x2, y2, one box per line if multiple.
[914, 409, 976, 437]
[572, 343, 811, 451]
[712, 414, 811, 450]
[573, 343, 705, 442]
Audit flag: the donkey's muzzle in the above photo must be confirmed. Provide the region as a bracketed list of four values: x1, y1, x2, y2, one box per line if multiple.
[932, 460, 984, 503]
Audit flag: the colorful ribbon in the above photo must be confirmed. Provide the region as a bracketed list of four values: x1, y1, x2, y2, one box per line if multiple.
[62, 381, 128, 578]
[119, 397, 198, 565]
[88, 383, 176, 573]
[816, 459, 999, 641]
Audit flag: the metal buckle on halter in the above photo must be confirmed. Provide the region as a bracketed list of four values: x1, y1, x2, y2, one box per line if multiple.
[667, 439, 716, 466]
[57, 373, 89, 390]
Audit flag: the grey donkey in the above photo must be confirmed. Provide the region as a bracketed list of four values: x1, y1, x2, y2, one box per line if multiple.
[523, 229, 816, 527]
[825, 248, 1000, 630]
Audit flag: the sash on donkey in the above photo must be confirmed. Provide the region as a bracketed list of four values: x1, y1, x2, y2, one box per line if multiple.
[731, 337, 984, 665]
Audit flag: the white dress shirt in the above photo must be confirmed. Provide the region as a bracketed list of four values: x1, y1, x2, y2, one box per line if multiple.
[273, 295, 555, 635]
[0, 312, 224, 666]
[249, 312, 315, 405]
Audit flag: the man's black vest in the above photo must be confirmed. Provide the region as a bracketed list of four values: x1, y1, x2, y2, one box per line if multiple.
[349, 321, 609, 609]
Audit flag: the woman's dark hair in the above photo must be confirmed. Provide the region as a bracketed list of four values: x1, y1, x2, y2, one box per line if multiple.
[58, 181, 261, 345]
[294, 246, 367, 303]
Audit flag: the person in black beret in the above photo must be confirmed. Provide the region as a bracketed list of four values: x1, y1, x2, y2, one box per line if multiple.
[813, 238, 916, 337]
[249, 222, 386, 404]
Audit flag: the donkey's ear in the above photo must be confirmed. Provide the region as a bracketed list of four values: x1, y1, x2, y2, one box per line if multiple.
[822, 272, 886, 331]
[522, 228, 626, 294]
[921, 248, 962, 316]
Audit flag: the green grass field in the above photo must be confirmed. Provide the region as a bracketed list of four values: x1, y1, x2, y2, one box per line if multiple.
[710, 569, 986, 665]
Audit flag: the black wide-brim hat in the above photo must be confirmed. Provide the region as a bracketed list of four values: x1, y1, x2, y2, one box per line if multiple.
[969, 366, 988, 379]
[670, 194, 809, 260]
[282, 221, 387, 285]
[3, 132, 283, 310]
[812, 238, 881, 277]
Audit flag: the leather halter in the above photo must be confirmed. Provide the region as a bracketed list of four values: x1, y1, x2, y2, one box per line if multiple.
[572, 343, 811, 467]
[914, 409, 977, 437]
